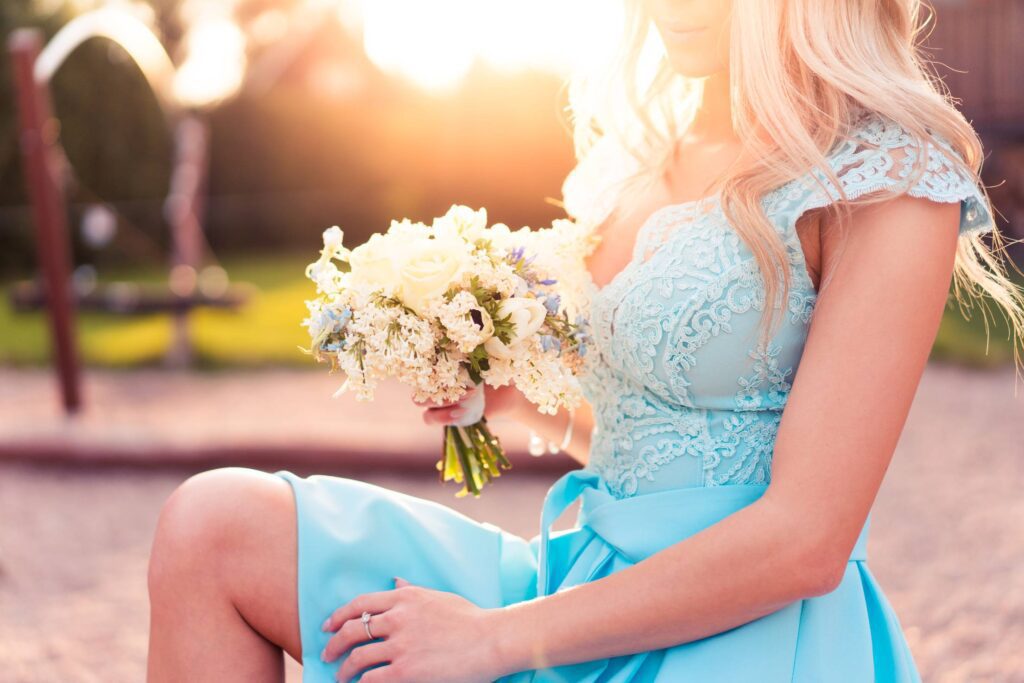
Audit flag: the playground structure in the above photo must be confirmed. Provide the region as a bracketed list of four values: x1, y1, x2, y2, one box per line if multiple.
[6, 1, 1022, 421]
[7, 9, 251, 415]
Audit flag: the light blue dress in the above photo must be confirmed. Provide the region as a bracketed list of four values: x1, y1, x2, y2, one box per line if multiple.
[275, 109, 995, 682]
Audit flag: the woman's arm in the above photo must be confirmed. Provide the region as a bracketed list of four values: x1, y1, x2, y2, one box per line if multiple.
[504, 395, 594, 467]
[489, 194, 962, 676]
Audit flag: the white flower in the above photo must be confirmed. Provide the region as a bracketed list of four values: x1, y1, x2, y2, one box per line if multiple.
[484, 337, 514, 360]
[433, 205, 488, 242]
[437, 291, 495, 353]
[488, 222, 512, 242]
[476, 306, 495, 340]
[323, 225, 346, 251]
[304, 207, 589, 421]
[500, 297, 548, 343]
[348, 233, 400, 292]
[484, 296, 547, 359]
[388, 217, 431, 240]
[396, 235, 469, 316]
[305, 227, 351, 294]
[306, 260, 339, 294]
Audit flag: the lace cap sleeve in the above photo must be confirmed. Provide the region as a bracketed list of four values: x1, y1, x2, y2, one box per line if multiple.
[793, 111, 996, 236]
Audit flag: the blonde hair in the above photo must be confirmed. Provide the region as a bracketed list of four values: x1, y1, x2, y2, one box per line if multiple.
[563, 0, 1024, 376]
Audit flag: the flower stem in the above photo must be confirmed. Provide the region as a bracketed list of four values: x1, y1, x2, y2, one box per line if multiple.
[437, 420, 512, 497]
[449, 425, 481, 497]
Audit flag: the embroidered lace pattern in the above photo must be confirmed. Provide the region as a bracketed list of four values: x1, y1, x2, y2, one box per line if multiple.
[576, 110, 993, 498]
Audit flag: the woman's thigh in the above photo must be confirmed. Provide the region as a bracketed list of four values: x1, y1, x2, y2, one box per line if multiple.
[153, 466, 304, 662]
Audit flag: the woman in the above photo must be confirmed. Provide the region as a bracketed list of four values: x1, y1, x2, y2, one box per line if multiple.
[147, 1, 1024, 682]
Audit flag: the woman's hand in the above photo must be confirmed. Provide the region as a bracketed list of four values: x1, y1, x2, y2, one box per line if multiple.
[321, 577, 512, 682]
[415, 382, 524, 427]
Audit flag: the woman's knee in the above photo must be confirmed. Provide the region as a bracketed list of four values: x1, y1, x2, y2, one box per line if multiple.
[148, 467, 293, 589]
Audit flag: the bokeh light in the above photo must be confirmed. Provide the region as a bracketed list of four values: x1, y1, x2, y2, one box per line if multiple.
[173, 14, 247, 107]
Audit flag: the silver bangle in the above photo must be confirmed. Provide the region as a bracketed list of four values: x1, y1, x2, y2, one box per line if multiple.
[527, 408, 575, 457]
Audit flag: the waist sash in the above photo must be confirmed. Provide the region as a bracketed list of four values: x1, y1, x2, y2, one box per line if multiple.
[537, 468, 870, 597]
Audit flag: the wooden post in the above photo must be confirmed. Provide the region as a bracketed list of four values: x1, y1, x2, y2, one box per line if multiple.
[9, 29, 82, 414]
[165, 114, 209, 367]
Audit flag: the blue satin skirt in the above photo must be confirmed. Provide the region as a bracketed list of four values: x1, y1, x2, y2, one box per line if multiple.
[274, 467, 921, 682]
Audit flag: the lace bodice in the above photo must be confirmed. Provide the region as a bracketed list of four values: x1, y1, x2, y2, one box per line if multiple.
[573, 110, 995, 498]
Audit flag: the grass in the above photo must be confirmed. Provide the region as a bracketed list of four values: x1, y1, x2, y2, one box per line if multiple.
[932, 288, 1023, 367]
[0, 253, 317, 369]
[1, 253, 1022, 370]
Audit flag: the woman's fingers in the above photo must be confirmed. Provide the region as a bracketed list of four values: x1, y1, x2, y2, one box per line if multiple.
[322, 608, 395, 662]
[421, 405, 465, 425]
[335, 640, 394, 682]
[323, 589, 401, 634]
[322, 618, 374, 663]
[416, 386, 481, 425]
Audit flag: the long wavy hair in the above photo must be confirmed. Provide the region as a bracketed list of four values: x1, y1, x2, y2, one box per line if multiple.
[561, 0, 1024, 375]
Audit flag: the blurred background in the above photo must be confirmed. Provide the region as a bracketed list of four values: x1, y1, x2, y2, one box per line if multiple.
[0, 1, 1021, 681]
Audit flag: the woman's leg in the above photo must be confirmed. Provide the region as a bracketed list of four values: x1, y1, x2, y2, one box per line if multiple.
[147, 467, 303, 683]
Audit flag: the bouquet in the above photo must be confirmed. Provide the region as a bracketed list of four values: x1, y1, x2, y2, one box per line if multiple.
[301, 205, 594, 497]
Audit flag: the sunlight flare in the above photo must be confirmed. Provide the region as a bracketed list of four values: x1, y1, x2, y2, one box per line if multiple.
[174, 4, 247, 107]
[355, 0, 622, 91]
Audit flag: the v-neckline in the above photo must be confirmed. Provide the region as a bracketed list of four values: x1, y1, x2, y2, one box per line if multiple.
[584, 192, 722, 297]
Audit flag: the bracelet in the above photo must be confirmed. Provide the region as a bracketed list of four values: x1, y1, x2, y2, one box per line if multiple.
[527, 408, 575, 457]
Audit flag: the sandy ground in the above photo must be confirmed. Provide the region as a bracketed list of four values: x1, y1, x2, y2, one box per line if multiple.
[0, 365, 545, 467]
[0, 362, 1022, 682]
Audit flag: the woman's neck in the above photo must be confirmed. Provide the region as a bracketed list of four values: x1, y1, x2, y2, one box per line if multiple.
[663, 69, 751, 202]
[688, 70, 735, 143]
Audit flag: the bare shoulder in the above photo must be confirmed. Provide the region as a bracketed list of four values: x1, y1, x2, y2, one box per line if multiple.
[813, 190, 961, 297]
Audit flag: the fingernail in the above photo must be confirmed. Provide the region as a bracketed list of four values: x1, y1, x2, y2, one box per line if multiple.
[321, 617, 331, 632]
[320, 649, 328, 662]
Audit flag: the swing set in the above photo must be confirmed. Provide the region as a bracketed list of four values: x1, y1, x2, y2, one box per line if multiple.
[8, 9, 251, 415]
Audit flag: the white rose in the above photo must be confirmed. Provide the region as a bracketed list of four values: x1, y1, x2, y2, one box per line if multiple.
[397, 236, 468, 316]
[484, 297, 547, 359]
[348, 233, 401, 291]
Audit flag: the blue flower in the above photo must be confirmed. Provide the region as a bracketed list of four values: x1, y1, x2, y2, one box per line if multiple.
[572, 315, 593, 345]
[539, 334, 561, 353]
[543, 294, 561, 315]
[326, 307, 352, 333]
